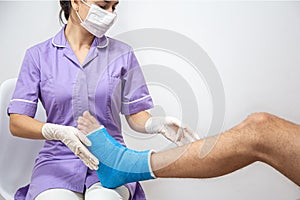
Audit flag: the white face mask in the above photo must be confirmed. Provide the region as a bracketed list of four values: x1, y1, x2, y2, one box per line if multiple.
[76, 1, 117, 38]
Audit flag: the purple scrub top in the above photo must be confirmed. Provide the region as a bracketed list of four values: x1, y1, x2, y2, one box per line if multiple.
[8, 27, 153, 200]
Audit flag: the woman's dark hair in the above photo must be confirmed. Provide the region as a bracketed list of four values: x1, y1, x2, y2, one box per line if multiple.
[59, 1, 72, 24]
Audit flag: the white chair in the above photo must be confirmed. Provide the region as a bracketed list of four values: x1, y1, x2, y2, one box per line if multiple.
[0, 78, 45, 200]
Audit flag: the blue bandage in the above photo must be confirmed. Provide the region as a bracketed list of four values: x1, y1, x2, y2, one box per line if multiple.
[86, 127, 155, 188]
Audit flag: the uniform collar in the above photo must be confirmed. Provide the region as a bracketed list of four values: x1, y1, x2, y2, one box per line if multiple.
[51, 26, 68, 48]
[95, 35, 110, 49]
[52, 26, 109, 49]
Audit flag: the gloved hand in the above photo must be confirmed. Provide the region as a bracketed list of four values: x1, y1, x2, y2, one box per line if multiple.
[42, 123, 99, 170]
[145, 116, 200, 146]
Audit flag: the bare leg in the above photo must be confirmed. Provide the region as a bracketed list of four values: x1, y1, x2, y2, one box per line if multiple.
[151, 112, 300, 186]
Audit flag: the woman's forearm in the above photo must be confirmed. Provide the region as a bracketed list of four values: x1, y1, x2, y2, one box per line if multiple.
[125, 111, 151, 133]
[9, 114, 45, 139]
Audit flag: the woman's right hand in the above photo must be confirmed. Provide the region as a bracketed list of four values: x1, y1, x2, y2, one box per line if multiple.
[42, 123, 99, 170]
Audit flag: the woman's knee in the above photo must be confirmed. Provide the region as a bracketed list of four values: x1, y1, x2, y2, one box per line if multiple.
[85, 182, 130, 200]
[35, 188, 83, 200]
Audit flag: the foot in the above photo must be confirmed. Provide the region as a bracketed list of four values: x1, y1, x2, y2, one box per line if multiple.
[77, 111, 155, 188]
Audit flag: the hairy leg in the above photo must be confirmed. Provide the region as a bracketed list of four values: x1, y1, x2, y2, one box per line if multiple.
[151, 113, 300, 186]
[78, 111, 300, 187]
[254, 113, 300, 185]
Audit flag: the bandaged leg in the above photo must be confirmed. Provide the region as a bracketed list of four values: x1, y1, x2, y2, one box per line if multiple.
[86, 127, 155, 189]
[80, 112, 300, 187]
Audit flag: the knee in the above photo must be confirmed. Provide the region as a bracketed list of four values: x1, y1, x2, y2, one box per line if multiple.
[243, 112, 275, 139]
[241, 112, 272, 143]
[85, 183, 130, 200]
[232, 112, 272, 134]
[243, 112, 276, 158]
[245, 112, 273, 125]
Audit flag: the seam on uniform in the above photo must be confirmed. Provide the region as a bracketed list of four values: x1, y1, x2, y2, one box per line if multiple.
[122, 95, 150, 105]
[10, 99, 37, 104]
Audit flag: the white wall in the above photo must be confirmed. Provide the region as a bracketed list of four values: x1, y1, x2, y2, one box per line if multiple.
[0, 1, 300, 199]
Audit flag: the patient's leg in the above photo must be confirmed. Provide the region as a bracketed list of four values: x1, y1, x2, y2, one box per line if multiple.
[151, 113, 300, 186]
[78, 112, 300, 187]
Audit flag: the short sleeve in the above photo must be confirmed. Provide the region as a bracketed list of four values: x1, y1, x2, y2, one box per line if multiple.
[7, 49, 40, 117]
[121, 51, 154, 115]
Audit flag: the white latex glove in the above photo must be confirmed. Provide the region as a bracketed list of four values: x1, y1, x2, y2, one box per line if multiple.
[145, 116, 200, 146]
[42, 123, 99, 170]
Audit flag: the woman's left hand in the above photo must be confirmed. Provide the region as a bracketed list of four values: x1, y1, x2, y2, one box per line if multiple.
[145, 116, 200, 146]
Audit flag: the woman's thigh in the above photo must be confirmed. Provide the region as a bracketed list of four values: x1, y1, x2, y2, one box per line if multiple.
[85, 182, 130, 200]
[35, 188, 83, 200]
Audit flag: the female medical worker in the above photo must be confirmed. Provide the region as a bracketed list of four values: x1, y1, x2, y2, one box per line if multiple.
[8, 0, 199, 200]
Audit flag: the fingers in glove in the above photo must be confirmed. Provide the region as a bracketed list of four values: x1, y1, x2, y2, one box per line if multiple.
[173, 119, 200, 142]
[74, 144, 99, 169]
[86, 161, 99, 171]
[165, 116, 182, 127]
[183, 126, 200, 141]
[78, 152, 99, 170]
[175, 127, 188, 146]
[61, 135, 99, 170]
[173, 126, 199, 146]
[75, 130, 92, 146]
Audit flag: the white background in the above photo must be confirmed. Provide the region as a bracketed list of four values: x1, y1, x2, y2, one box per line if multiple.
[0, 1, 300, 199]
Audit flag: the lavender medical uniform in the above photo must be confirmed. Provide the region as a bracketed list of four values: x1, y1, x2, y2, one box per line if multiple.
[8, 27, 153, 200]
